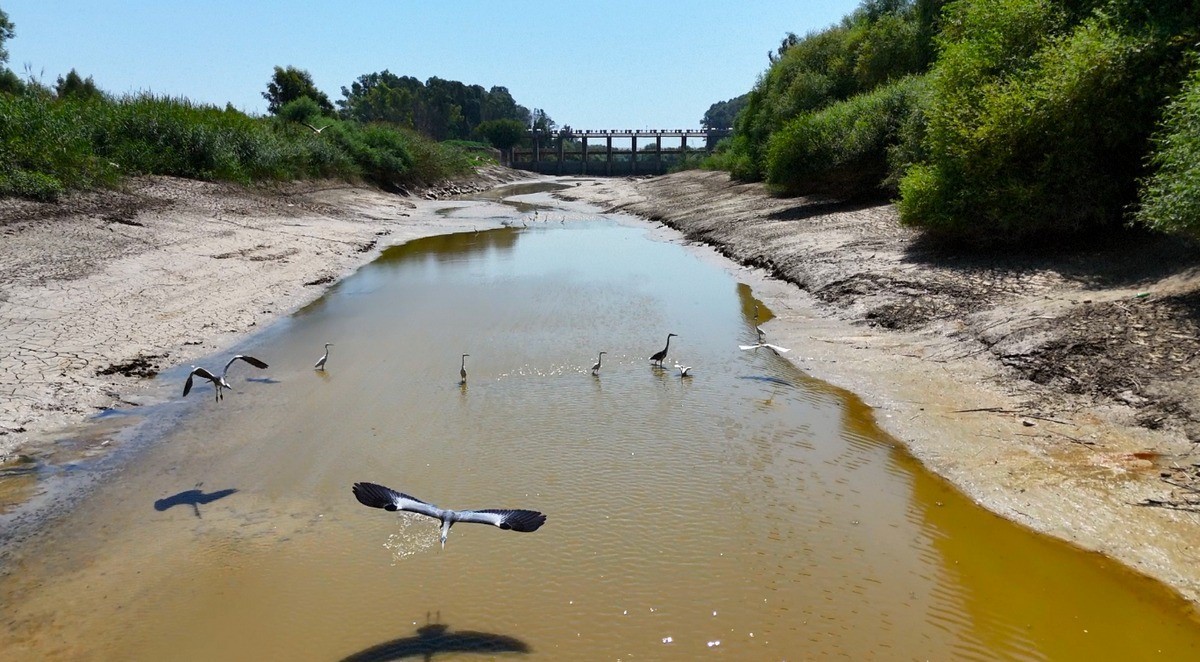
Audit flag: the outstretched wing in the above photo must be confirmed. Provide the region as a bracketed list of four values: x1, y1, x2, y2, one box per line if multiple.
[352, 482, 443, 520]
[763, 344, 790, 354]
[458, 509, 547, 532]
[223, 354, 269, 378]
[738, 344, 761, 351]
[183, 366, 218, 396]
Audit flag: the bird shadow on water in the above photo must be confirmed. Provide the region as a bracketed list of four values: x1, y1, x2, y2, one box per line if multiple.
[339, 619, 531, 661]
[739, 375, 796, 388]
[153, 487, 238, 518]
[244, 376, 280, 384]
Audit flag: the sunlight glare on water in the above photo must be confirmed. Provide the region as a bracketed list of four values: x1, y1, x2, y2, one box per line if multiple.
[0, 208, 1199, 660]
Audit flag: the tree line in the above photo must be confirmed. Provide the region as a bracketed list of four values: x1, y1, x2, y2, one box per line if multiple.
[701, 0, 1200, 244]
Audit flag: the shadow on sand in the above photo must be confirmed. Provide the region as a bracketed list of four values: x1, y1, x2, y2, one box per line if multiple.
[339, 621, 531, 661]
[153, 487, 238, 518]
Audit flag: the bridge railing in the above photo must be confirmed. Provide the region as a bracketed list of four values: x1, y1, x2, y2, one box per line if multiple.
[510, 128, 731, 176]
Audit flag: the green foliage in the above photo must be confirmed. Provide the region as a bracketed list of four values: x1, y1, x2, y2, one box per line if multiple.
[897, 0, 1199, 242]
[278, 96, 323, 124]
[0, 7, 13, 64]
[263, 66, 334, 115]
[1137, 57, 1200, 236]
[339, 71, 533, 141]
[55, 69, 103, 100]
[724, 0, 945, 181]
[765, 75, 927, 197]
[475, 118, 527, 151]
[701, 94, 748, 130]
[0, 91, 471, 200]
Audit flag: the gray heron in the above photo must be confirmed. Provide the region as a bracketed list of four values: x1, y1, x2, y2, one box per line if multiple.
[315, 343, 333, 370]
[459, 353, 469, 385]
[591, 351, 606, 376]
[352, 482, 546, 549]
[649, 333, 677, 367]
[182, 354, 268, 401]
[753, 304, 766, 341]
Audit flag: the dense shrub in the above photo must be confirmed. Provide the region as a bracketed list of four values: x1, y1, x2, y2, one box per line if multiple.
[1137, 57, 1200, 237]
[897, 0, 1198, 242]
[764, 75, 927, 197]
[0, 92, 471, 200]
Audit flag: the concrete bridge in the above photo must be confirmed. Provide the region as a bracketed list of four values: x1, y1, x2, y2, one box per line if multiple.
[511, 128, 731, 176]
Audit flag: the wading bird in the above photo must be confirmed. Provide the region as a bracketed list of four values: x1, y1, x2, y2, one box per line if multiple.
[459, 354, 469, 385]
[182, 354, 269, 401]
[649, 333, 677, 367]
[591, 351, 606, 376]
[352, 482, 546, 549]
[739, 342, 791, 355]
[674, 362, 693, 378]
[314, 343, 333, 370]
[753, 304, 766, 341]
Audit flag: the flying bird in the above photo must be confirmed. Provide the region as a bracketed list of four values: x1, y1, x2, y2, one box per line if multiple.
[649, 333, 677, 367]
[591, 351, 606, 376]
[315, 343, 333, 370]
[459, 353, 469, 385]
[739, 343, 791, 355]
[182, 354, 268, 401]
[352, 482, 546, 549]
[303, 122, 331, 134]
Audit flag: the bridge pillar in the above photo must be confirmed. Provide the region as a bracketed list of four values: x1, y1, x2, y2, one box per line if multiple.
[606, 135, 612, 176]
[656, 135, 662, 175]
[631, 136, 637, 176]
[557, 134, 564, 176]
[581, 136, 588, 175]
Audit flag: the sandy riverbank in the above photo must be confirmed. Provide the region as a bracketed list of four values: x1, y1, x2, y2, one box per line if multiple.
[3, 167, 1200, 608]
[0, 167, 531, 455]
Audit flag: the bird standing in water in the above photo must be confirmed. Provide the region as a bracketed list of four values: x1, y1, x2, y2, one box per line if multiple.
[314, 343, 333, 370]
[649, 333, 677, 367]
[459, 354, 469, 385]
[352, 482, 546, 549]
[591, 351, 606, 376]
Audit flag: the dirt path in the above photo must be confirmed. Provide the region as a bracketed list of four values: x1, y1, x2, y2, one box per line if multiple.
[561, 170, 1200, 606]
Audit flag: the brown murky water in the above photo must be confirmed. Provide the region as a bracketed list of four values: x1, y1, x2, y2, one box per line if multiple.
[2, 204, 1200, 660]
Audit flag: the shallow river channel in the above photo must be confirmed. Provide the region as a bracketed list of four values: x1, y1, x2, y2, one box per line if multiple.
[2, 187, 1200, 659]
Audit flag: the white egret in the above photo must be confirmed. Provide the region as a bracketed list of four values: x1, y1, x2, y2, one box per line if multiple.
[674, 362, 693, 377]
[591, 351, 606, 376]
[459, 353, 469, 385]
[352, 482, 546, 549]
[649, 333, 677, 367]
[753, 304, 766, 341]
[183, 354, 268, 401]
[315, 343, 333, 370]
[303, 122, 330, 134]
[739, 343, 791, 355]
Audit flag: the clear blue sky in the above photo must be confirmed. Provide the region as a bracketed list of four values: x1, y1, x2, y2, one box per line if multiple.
[3, 0, 860, 129]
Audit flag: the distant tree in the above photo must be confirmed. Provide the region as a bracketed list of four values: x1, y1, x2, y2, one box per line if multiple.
[476, 118, 527, 164]
[0, 8, 13, 65]
[263, 66, 333, 115]
[768, 32, 799, 63]
[55, 69, 103, 100]
[530, 108, 556, 136]
[701, 94, 749, 130]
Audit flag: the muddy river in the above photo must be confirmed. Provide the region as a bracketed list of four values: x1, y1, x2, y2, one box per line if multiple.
[1, 189, 1199, 659]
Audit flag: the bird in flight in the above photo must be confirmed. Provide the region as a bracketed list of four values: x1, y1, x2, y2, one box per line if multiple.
[183, 354, 269, 401]
[739, 343, 791, 355]
[315, 343, 333, 370]
[352, 482, 546, 549]
[303, 122, 331, 134]
[591, 351, 606, 376]
[649, 333, 677, 367]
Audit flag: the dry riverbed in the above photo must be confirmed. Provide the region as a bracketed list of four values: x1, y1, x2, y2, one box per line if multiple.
[3, 167, 1200, 608]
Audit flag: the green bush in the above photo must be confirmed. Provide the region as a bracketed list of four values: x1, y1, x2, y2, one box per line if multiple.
[764, 75, 927, 197]
[897, 0, 1197, 243]
[1137, 57, 1200, 236]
